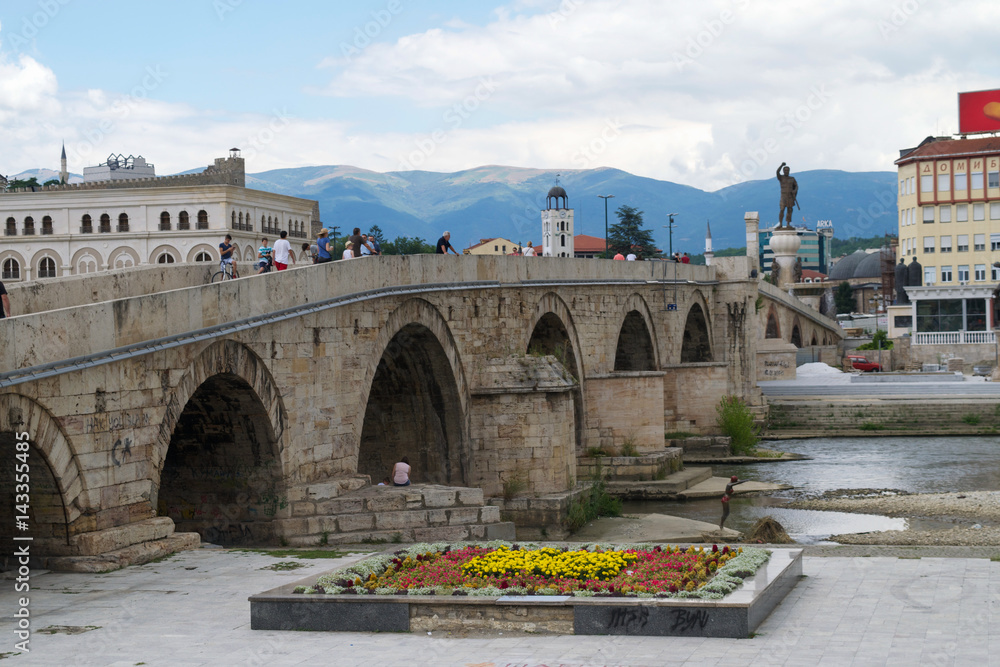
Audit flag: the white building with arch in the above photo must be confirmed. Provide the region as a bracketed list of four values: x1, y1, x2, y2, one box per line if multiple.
[1, 151, 318, 282]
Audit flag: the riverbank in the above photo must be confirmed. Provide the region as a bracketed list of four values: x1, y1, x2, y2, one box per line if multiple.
[790, 490, 1000, 546]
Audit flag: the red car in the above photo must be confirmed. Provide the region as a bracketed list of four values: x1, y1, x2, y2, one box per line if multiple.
[847, 354, 881, 372]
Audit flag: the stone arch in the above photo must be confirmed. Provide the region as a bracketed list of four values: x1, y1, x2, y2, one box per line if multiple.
[680, 301, 713, 363]
[109, 246, 140, 269]
[30, 248, 63, 279]
[0, 249, 26, 281]
[525, 292, 587, 450]
[70, 246, 104, 272]
[149, 244, 179, 264]
[154, 340, 287, 545]
[790, 317, 803, 348]
[186, 244, 218, 263]
[613, 293, 659, 372]
[160, 211, 172, 231]
[765, 305, 781, 339]
[811, 332, 818, 346]
[245, 244, 254, 261]
[357, 298, 470, 486]
[0, 393, 87, 556]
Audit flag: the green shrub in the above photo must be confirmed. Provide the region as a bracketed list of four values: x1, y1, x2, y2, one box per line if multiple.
[664, 431, 697, 440]
[585, 446, 611, 458]
[856, 329, 893, 350]
[565, 479, 622, 532]
[859, 422, 883, 431]
[619, 436, 639, 457]
[501, 471, 528, 501]
[962, 413, 981, 425]
[716, 395, 760, 455]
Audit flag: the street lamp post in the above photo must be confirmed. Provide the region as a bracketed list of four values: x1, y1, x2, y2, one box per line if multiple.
[598, 194, 614, 258]
[662, 213, 678, 258]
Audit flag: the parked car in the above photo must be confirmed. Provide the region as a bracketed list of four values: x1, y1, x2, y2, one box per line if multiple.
[847, 354, 881, 372]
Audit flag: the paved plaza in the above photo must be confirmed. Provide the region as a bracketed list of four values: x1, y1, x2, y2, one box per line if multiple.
[1, 546, 997, 666]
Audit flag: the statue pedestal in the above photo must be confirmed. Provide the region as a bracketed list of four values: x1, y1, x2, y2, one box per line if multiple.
[769, 228, 801, 290]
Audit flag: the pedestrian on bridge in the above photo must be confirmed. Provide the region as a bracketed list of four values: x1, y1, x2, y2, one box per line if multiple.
[436, 231, 459, 255]
[316, 229, 332, 263]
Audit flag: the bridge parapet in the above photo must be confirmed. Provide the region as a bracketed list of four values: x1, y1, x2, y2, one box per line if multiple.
[1, 256, 715, 380]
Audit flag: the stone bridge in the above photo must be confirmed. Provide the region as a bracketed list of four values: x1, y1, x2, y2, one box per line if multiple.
[0, 254, 838, 569]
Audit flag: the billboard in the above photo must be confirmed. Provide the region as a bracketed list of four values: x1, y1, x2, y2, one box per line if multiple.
[958, 89, 1000, 134]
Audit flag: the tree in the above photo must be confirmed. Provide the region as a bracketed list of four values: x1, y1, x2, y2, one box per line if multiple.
[608, 205, 658, 258]
[43, 179, 60, 187]
[834, 281, 854, 314]
[381, 236, 435, 255]
[6, 177, 39, 190]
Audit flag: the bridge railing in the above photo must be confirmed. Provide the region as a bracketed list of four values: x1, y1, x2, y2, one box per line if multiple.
[0, 256, 715, 384]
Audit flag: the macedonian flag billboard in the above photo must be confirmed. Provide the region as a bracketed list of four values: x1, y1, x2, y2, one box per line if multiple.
[959, 89, 1000, 134]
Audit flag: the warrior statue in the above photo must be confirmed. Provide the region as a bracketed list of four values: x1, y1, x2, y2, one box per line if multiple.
[776, 162, 798, 228]
[793, 257, 803, 284]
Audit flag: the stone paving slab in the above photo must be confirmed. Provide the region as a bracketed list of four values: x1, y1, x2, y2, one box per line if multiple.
[0, 546, 996, 666]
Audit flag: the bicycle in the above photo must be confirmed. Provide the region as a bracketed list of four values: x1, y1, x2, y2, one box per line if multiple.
[211, 261, 239, 283]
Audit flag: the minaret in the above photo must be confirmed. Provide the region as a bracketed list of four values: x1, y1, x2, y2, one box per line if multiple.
[704, 220, 714, 266]
[60, 142, 68, 185]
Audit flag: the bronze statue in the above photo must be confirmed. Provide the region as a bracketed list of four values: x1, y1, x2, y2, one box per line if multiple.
[793, 257, 803, 284]
[776, 162, 798, 228]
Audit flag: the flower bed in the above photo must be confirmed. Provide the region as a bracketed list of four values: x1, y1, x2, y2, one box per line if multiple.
[301, 541, 771, 601]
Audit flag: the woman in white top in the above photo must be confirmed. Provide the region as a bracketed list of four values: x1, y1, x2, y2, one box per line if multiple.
[342, 241, 354, 260]
[392, 456, 411, 486]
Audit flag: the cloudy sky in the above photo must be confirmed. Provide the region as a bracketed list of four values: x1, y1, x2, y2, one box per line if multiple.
[1, 0, 997, 190]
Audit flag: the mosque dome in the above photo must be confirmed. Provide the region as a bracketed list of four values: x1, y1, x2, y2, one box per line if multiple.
[828, 250, 869, 281]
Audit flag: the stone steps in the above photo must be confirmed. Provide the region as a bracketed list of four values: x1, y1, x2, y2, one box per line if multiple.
[604, 466, 713, 500]
[275, 484, 516, 547]
[765, 399, 1000, 434]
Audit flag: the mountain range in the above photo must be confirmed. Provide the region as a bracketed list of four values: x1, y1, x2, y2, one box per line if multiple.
[12, 165, 898, 251]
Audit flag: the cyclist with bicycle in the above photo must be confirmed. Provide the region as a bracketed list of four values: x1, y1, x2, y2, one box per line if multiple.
[257, 237, 275, 274]
[219, 234, 238, 276]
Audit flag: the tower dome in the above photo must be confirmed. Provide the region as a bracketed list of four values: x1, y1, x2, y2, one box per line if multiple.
[546, 185, 568, 210]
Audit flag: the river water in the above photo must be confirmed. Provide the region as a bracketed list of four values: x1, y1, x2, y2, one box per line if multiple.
[623, 436, 1000, 543]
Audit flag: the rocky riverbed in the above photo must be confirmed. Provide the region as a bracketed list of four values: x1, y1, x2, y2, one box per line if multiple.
[790, 490, 1000, 546]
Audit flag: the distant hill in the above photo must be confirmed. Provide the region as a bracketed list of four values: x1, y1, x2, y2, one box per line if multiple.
[14, 163, 898, 251]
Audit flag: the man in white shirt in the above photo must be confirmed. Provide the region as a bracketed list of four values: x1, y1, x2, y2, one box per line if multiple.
[626, 252, 637, 261]
[273, 230, 292, 271]
[523, 241, 536, 257]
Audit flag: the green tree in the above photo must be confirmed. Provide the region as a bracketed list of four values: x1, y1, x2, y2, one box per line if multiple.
[608, 205, 658, 258]
[43, 179, 60, 187]
[6, 177, 39, 190]
[834, 281, 854, 314]
[382, 236, 434, 255]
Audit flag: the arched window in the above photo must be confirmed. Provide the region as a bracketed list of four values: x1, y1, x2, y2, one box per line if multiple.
[5, 217, 16, 236]
[238, 212, 244, 230]
[117, 213, 129, 232]
[77, 254, 98, 274]
[231, 211, 237, 229]
[247, 212, 253, 231]
[41, 216, 53, 235]
[114, 254, 135, 269]
[178, 211, 190, 230]
[560, 235, 566, 247]
[194, 251, 213, 262]
[197, 210, 208, 230]
[81, 214, 93, 233]
[160, 211, 171, 231]
[2, 258, 20, 280]
[157, 252, 176, 264]
[99, 214, 111, 233]
[23, 216, 35, 236]
[38, 257, 57, 278]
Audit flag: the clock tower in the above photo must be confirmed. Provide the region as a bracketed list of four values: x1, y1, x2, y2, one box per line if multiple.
[541, 179, 574, 257]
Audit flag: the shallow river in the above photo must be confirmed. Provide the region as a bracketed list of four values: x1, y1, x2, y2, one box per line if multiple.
[624, 436, 1000, 543]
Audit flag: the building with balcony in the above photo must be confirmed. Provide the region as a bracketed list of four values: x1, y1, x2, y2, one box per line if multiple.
[894, 135, 1000, 354]
[1, 149, 319, 282]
